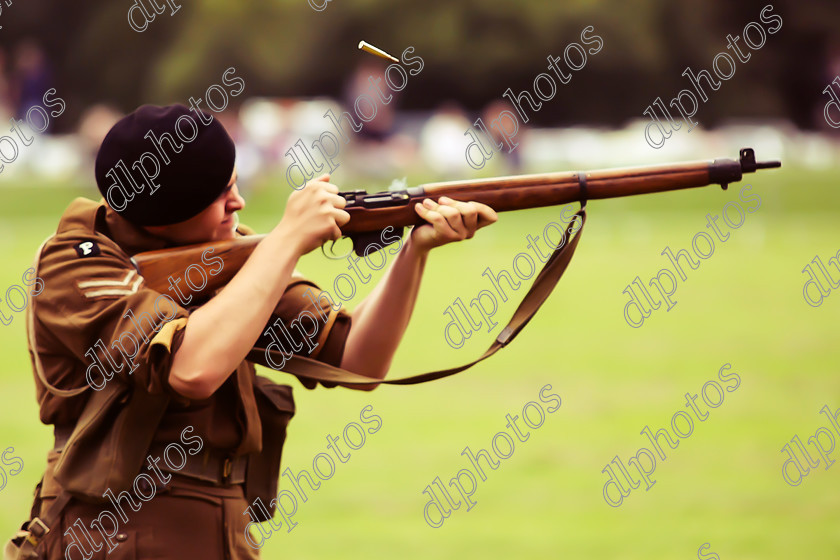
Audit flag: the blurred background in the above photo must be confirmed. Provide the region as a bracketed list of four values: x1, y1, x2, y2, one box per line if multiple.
[0, 0, 838, 558]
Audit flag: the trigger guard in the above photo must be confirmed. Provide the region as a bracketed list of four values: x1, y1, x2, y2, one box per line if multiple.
[321, 237, 353, 260]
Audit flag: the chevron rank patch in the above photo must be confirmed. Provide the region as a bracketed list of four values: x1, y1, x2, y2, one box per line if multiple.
[77, 270, 143, 299]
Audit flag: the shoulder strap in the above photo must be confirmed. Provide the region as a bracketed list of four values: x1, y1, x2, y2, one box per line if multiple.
[248, 206, 587, 386]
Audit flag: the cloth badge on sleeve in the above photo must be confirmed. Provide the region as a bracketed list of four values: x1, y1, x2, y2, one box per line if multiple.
[74, 241, 101, 258]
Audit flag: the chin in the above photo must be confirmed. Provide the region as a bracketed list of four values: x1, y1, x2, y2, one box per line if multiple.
[212, 229, 234, 242]
[216, 223, 238, 240]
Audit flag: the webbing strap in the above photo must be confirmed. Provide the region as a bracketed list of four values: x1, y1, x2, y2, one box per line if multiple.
[248, 205, 588, 386]
[8, 488, 72, 556]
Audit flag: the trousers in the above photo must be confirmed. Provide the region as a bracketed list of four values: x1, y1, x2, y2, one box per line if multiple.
[37, 474, 261, 560]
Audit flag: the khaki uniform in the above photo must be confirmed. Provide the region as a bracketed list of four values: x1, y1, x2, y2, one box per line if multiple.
[27, 198, 351, 559]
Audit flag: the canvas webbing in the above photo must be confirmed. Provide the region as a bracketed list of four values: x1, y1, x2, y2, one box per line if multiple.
[5, 487, 72, 557]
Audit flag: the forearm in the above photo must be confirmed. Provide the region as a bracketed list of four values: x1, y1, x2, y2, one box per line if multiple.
[340, 235, 428, 381]
[169, 228, 300, 398]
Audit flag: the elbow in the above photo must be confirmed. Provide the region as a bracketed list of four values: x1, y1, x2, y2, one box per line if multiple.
[343, 366, 387, 392]
[351, 381, 381, 392]
[338, 355, 387, 391]
[168, 368, 217, 400]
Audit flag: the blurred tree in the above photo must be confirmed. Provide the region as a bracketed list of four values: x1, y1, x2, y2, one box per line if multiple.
[2, 0, 838, 130]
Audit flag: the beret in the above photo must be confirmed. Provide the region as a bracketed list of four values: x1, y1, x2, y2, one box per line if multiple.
[95, 104, 236, 226]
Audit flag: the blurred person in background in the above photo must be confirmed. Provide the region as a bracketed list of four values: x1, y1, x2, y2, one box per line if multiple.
[0, 47, 13, 121]
[481, 99, 524, 174]
[13, 40, 52, 127]
[419, 102, 472, 177]
[342, 60, 405, 180]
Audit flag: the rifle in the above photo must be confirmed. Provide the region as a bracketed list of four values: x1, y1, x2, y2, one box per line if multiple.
[131, 147, 780, 386]
[132, 147, 780, 298]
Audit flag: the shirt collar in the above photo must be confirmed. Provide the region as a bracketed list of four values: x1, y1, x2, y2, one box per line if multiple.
[101, 199, 173, 255]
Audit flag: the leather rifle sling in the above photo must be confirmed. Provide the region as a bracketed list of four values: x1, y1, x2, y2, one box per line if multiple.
[248, 205, 588, 386]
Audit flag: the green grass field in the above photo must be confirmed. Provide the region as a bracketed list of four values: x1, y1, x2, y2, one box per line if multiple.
[0, 162, 837, 559]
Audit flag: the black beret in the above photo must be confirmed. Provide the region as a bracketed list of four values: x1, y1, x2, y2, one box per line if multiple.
[95, 104, 236, 226]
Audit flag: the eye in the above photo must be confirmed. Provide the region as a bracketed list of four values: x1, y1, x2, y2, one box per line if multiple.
[217, 185, 233, 200]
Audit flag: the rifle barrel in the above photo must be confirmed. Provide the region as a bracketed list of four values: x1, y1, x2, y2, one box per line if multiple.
[340, 148, 780, 234]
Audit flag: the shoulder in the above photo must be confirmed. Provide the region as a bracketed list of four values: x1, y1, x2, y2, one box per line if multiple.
[37, 198, 138, 307]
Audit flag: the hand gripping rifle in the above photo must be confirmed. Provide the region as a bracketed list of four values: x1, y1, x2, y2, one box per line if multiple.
[132, 148, 780, 386]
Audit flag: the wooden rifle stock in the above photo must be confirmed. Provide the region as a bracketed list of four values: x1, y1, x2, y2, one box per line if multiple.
[132, 235, 264, 294]
[132, 148, 780, 298]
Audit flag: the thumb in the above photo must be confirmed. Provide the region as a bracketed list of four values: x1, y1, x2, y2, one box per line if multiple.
[314, 173, 331, 182]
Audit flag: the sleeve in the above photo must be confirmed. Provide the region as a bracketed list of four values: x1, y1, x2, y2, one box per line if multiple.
[254, 277, 353, 390]
[236, 222, 353, 388]
[33, 232, 192, 396]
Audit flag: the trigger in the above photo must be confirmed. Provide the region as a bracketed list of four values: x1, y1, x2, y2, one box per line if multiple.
[321, 238, 351, 260]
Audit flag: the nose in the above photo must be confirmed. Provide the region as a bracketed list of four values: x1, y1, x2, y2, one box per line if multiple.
[227, 185, 245, 212]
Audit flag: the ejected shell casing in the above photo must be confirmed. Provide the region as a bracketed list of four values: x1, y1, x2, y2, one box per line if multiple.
[358, 41, 399, 63]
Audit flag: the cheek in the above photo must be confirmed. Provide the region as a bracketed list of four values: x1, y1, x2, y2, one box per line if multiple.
[205, 203, 227, 228]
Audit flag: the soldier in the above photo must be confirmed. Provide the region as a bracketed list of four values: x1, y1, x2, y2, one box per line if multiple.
[16, 104, 496, 559]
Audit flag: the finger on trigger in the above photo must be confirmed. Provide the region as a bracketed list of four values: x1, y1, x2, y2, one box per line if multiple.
[329, 223, 342, 241]
[334, 208, 351, 226]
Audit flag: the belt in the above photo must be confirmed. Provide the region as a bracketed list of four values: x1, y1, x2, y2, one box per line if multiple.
[53, 426, 248, 486]
[148, 442, 248, 486]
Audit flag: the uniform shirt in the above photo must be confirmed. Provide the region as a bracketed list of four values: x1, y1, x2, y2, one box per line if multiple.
[27, 197, 351, 455]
